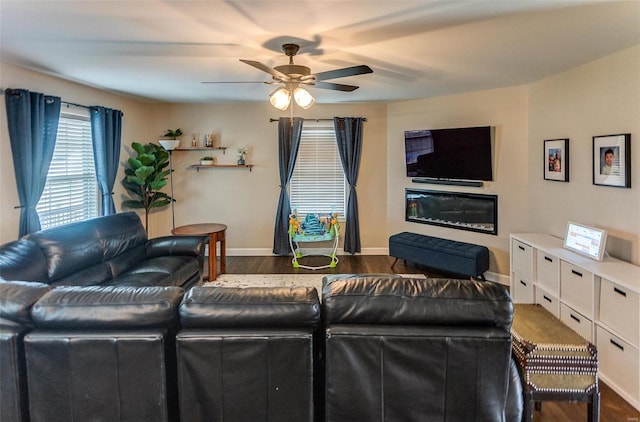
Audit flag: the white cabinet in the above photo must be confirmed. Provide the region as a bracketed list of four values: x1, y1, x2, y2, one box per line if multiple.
[600, 278, 639, 347]
[510, 239, 534, 304]
[510, 233, 640, 411]
[536, 250, 560, 295]
[597, 325, 639, 403]
[560, 303, 592, 342]
[560, 262, 594, 319]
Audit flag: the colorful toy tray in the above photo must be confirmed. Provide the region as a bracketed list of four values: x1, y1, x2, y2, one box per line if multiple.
[288, 212, 340, 270]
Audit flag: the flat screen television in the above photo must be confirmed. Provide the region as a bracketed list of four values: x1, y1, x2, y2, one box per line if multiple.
[563, 221, 608, 261]
[404, 126, 493, 181]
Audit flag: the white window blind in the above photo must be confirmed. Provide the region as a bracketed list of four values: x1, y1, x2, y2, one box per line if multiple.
[36, 110, 98, 229]
[289, 121, 346, 219]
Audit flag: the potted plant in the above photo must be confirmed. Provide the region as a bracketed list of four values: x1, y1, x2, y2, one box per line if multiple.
[163, 128, 183, 140]
[121, 142, 173, 234]
[200, 156, 214, 165]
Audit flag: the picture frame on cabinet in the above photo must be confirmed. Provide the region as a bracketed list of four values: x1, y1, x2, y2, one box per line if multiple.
[544, 138, 569, 182]
[593, 133, 631, 188]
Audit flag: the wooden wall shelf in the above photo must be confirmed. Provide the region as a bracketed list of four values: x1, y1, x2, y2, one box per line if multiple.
[190, 164, 254, 172]
[176, 146, 227, 154]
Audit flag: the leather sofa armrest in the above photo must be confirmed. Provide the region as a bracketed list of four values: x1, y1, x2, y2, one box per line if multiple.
[146, 235, 206, 258]
[31, 285, 184, 329]
[506, 356, 524, 422]
[0, 281, 50, 325]
[180, 286, 321, 328]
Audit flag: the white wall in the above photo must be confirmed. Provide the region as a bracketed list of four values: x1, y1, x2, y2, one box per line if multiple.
[0, 62, 150, 243]
[142, 102, 388, 252]
[386, 87, 530, 277]
[527, 45, 640, 264]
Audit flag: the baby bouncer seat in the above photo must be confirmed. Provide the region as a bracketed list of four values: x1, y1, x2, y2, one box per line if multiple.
[288, 212, 340, 269]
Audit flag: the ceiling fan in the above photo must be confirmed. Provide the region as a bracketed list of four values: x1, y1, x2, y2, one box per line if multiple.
[203, 43, 373, 109]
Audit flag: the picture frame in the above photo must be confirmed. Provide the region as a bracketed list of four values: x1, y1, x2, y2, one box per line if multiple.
[593, 134, 631, 188]
[544, 138, 569, 182]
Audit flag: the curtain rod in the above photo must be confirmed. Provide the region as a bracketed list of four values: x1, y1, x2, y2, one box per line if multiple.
[2, 90, 92, 110]
[62, 101, 91, 110]
[269, 117, 367, 123]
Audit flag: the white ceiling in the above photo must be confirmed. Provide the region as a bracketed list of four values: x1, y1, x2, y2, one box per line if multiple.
[1, 1, 639, 104]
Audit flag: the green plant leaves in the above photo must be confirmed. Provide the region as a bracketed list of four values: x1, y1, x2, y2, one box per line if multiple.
[121, 142, 173, 219]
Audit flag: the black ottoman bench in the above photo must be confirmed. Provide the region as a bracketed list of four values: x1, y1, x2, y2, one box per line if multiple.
[389, 232, 489, 279]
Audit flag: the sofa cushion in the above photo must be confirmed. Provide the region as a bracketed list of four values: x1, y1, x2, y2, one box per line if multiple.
[49, 262, 113, 287]
[30, 219, 104, 282]
[0, 238, 48, 282]
[180, 286, 321, 328]
[31, 286, 184, 329]
[92, 212, 147, 261]
[322, 275, 513, 329]
[122, 256, 199, 286]
[0, 281, 50, 324]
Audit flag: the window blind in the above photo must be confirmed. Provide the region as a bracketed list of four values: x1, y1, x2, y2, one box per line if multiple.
[36, 110, 98, 228]
[289, 121, 346, 219]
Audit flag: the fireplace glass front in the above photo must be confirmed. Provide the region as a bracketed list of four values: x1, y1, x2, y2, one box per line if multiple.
[405, 189, 498, 235]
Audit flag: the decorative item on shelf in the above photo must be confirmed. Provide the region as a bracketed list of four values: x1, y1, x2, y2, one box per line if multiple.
[237, 145, 248, 165]
[205, 134, 214, 148]
[200, 156, 214, 165]
[191, 134, 198, 147]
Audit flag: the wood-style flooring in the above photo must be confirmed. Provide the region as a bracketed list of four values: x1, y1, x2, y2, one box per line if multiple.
[224, 255, 640, 422]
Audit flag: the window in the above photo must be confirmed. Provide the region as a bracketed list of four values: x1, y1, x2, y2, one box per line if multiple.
[36, 109, 98, 229]
[289, 121, 346, 219]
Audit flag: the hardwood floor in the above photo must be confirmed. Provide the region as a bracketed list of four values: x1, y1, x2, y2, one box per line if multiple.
[224, 255, 640, 422]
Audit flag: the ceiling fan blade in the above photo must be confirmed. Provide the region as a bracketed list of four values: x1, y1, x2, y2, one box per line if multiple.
[201, 81, 267, 84]
[240, 59, 290, 81]
[307, 65, 373, 82]
[312, 81, 360, 92]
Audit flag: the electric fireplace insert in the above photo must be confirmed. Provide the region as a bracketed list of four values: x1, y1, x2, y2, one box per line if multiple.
[405, 189, 498, 235]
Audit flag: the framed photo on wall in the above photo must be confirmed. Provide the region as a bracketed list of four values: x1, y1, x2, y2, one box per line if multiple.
[544, 138, 569, 182]
[593, 134, 631, 188]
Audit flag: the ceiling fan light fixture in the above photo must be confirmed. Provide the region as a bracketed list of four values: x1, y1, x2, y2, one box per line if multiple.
[269, 87, 291, 110]
[293, 87, 315, 109]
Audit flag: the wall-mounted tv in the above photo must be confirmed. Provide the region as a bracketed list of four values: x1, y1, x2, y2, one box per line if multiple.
[404, 126, 493, 181]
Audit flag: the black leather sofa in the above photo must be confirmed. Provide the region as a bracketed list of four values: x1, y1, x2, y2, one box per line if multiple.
[0, 212, 206, 422]
[1, 222, 523, 421]
[322, 274, 523, 422]
[176, 286, 322, 421]
[0, 212, 205, 288]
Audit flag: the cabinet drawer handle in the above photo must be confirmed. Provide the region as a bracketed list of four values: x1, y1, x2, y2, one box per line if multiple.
[570, 314, 581, 323]
[520, 280, 527, 286]
[544, 256, 553, 262]
[610, 339, 624, 351]
[518, 245, 525, 251]
[571, 269, 583, 277]
[543, 295, 552, 303]
[614, 287, 627, 297]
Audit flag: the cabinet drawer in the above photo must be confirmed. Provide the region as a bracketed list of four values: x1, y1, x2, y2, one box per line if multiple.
[560, 303, 592, 342]
[536, 251, 560, 295]
[560, 262, 593, 318]
[597, 325, 639, 400]
[511, 240, 533, 281]
[600, 279, 639, 347]
[535, 288, 559, 318]
[511, 272, 534, 303]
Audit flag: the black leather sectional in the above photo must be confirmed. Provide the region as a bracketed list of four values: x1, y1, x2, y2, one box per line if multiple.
[0, 214, 523, 421]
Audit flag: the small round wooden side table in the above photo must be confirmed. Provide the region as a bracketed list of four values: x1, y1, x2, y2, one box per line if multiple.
[172, 223, 227, 281]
